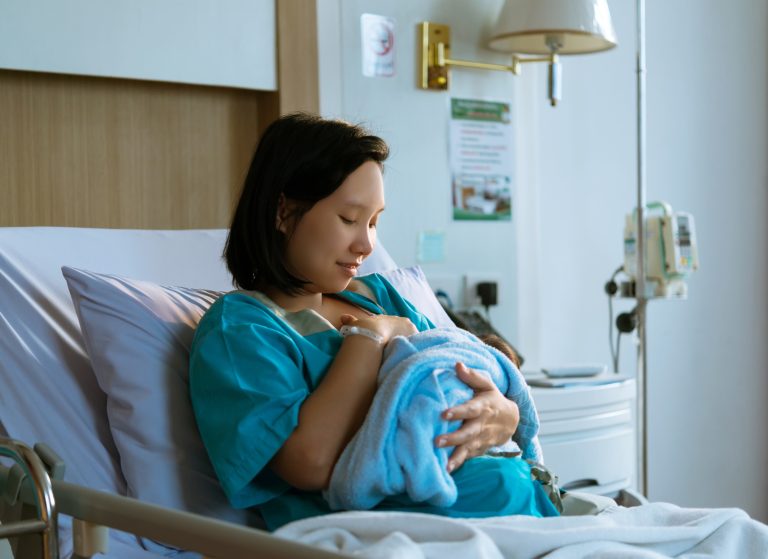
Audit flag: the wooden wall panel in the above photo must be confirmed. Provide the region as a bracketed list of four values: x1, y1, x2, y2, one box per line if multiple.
[0, 69, 270, 228]
[0, 0, 319, 229]
[276, 0, 320, 115]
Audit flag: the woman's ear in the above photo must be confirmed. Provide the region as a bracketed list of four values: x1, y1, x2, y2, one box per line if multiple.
[276, 194, 289, 234]
[276, 195, 308, 235]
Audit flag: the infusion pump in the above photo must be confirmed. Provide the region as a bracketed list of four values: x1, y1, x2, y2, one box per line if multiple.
[623, 201, 699, 298]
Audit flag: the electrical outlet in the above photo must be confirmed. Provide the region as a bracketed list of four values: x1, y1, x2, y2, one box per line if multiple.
[463, 274, 502, 308]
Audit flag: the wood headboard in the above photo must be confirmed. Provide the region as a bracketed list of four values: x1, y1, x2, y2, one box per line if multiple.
[0, 0, 317, 229]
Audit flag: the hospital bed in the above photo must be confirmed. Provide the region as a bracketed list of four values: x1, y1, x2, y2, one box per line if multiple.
[1, 227, 766, 559]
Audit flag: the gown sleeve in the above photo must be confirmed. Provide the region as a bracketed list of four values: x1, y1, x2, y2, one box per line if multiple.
[189, 294, 310, 508]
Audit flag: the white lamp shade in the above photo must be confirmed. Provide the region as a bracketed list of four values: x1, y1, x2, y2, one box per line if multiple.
[488, 0, 617, 55]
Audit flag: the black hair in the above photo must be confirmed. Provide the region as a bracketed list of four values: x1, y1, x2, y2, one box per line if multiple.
[225, 112, 389, 292]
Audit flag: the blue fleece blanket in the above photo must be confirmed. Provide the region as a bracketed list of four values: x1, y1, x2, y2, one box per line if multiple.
[324, 327, 542, 511]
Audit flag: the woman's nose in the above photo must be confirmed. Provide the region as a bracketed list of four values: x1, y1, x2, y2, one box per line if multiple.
[352, 227, 375, 256]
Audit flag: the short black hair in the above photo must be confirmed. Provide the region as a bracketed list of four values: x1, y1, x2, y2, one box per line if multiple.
[225, 113, 389, 292]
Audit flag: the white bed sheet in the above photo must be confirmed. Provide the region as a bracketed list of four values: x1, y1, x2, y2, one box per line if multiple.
[276, 503, 768, 558]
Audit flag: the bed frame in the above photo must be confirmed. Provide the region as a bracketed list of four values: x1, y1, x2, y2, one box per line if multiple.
[0, 439, 346, 559]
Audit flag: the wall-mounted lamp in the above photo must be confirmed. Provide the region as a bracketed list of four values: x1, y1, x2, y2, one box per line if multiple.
[418, 0, 617, 106]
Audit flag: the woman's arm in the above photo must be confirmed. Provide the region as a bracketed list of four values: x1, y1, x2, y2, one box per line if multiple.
[269, 314, 416, 491]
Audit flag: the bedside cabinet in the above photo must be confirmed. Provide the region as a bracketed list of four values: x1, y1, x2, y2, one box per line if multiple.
[530, 378, 636, 496]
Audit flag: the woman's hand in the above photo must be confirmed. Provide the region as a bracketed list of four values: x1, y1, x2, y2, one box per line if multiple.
[340, 313, 417, 344]
[436, 362, 520, 473]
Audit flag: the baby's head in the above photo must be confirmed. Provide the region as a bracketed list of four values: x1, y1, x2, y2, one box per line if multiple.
[479, 334, 522, 369]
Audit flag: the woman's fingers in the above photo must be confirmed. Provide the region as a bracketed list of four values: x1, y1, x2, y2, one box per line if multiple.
[446, 446, 468, 473]
[454, 362, 496, 390]
[443, 425, 486, 472]
[442, 397, 484, 421]
[442, 364, 496, 421]
[435, 363, 521, 473]
[339, 314, 358, 325]
[435, 417, 482, 448]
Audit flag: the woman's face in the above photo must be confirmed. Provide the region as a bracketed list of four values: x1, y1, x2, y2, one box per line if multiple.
[281, 160, 385, 294]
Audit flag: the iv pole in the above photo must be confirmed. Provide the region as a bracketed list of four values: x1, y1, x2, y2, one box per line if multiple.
[635, 0, 649, 497]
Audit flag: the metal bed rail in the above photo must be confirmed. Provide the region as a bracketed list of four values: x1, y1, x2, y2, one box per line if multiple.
[0, 439, 348, 559]
[0, 439, 57, 559]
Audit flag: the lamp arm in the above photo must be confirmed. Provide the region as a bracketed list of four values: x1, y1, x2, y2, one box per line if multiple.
[437, 42, 557, 76]
[441, 56, 521, 75]
[514, 53, 557, 66]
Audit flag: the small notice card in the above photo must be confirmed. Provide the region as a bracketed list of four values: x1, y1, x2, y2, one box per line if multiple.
[361, 14, 395, 77]
[449, 98, 514, 221]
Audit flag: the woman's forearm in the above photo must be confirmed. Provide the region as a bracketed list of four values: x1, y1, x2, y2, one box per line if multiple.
[269, 334, 383, 490]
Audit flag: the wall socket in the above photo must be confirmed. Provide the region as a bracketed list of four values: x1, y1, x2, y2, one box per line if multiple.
[462, 274, 502, 308]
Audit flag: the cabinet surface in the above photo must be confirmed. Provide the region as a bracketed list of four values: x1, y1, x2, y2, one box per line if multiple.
[531, 379, 637, 495]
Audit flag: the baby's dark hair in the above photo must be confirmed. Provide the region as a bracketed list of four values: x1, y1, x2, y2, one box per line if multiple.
[480, 334, 522, 369]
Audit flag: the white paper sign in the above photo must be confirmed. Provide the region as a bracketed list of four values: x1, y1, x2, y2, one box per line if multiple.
[361, 14, 395, 77]
[449, 98, 514, 221]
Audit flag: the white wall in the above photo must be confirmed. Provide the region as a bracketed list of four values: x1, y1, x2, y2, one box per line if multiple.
[318, 0, 768, 521]
[644, 0, 768, 517]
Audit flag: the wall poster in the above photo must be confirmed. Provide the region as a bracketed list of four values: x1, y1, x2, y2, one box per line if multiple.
[449, 98, 513, 221]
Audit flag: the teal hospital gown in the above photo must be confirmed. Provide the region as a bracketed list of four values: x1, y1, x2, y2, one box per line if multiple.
[189, 273, 558, 531]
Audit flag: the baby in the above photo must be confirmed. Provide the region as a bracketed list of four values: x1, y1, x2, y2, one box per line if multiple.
[325, 327, 552, 515]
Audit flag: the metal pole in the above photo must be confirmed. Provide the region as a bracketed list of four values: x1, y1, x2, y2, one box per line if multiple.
[635, 0, 649, 497]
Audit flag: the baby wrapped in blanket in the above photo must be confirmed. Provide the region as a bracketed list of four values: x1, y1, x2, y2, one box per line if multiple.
[324, 327, 546, 511]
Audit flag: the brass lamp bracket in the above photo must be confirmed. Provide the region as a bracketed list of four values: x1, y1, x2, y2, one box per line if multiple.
[418, 22, 556, 90]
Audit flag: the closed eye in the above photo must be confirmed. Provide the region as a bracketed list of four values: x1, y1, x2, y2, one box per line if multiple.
[339, 215, 355, 225]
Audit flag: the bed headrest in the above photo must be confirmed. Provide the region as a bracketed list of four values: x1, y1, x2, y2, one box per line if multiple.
[0, 228, 234, 484]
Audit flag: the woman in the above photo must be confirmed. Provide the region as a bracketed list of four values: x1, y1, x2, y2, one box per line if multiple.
[189, 113, 558, 531]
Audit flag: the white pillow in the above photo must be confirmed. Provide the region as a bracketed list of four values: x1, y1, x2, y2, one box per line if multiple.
[62, 266, 264, 535]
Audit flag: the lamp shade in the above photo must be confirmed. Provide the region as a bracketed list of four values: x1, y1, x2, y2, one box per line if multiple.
[488, 0, 617, 55]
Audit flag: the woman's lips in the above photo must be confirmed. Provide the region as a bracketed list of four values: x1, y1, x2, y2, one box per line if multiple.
[338, 262, 360, 276]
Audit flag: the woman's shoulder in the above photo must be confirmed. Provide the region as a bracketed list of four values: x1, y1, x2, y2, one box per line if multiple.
[197, 290, 287, 333]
